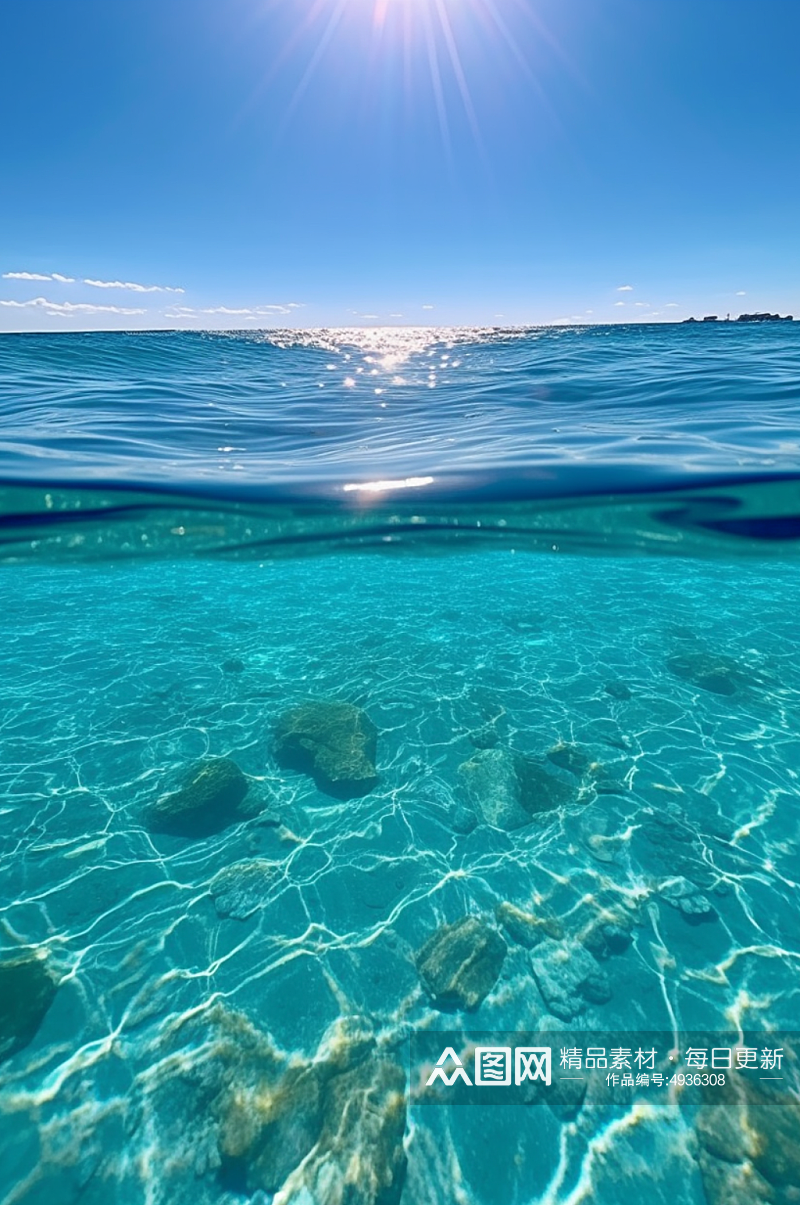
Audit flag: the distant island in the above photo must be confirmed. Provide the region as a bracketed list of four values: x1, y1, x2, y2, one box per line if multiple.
[683, 312, 794, 323]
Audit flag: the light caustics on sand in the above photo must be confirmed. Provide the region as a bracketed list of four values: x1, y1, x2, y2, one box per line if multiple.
[3, 549, 800, 1205]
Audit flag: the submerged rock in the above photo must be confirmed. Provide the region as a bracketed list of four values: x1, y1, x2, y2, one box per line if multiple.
[659, 876, 716, 922]
[272, 700, 378, 799]
[298, 1054, 407, 1205]
[416, 916, 506, 1011]
[249, 1060, 406, 1205]
[696, 1150, 774, 1205]
[458, 747, 573, 831]
[223, 1059, 325, 1191]
[458, 747, 529, 830]
[547, 744, 590, 776]
[530, 938, 612, 1020]
[590, 777, 628, 796]
[227, 1014, 406, 1205]
[222, 657, 245, 674]
[495, 900, 564, 949]
[515, 756, 575, 812]
[666, 651, 744, 696]
[210, 859, 281, 919]
[579, 807, 626, 864]
[169, 1006, 408, 1204]
[604, 681, 632, 700]
[0, 949, 59, 1062]
[451, 804, 479, 835]
[251, 807, 282, 829]
[143, 757, 251, 837]
[695, 1076, 800, 1203]
[582, 921, 632, 960]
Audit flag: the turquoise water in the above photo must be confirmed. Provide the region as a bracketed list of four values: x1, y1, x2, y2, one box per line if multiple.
[2, 325, 800, 1205]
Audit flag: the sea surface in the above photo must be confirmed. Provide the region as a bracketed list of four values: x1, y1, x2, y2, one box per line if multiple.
[1, 324, 800, 1205]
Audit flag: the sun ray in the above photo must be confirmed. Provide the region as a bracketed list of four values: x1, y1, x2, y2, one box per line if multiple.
[475, 0, 566, 133]
[431, 0, 484, 151]
[245, 0, 566, 164]
[279, 0, 351, 131]
[419, 0, 453, 158]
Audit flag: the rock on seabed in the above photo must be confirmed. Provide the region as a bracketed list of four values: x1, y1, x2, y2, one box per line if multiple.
[666, 651, 745, 696]
[210, 859, 281, 919]
[272, 700, 379, 799]
[604, 681, 632, 700]
[415, 916, 507, 1011]
[529, 938, 612, 1021]
[495, 900, 564, 948]
[143, 757, 251, 837]
[458, 746, 573, 831]
[695, 1075, 800, 1203]
[211, 1009, 406, 1204]
[546, 743, 591, 776]
[659, 876, 716, 922]
[0, 949, 59, 1062]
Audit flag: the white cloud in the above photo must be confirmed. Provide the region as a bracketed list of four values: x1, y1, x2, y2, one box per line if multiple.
[422, 304, 434, 309]
[0, 296, 146, 315]
[164, 302, 301, 320]
[665, 303, 680, 308]
[736, 291, 746, 296]
[84, 278, 184, 293]
[4, 270, 77, 282]
[617, 284, 633, 291]
[200, 306, 253, 315]
[3, 270, 52, 281]
[4, 269, 179, 289]
[614, 301, 625, 306]
[634, 301, 650, 307]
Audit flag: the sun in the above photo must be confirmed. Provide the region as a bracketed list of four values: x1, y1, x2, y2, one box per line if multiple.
[371, 0, 448, 10]
[373, 0, 447, 9]
[364, 0, 463, 38]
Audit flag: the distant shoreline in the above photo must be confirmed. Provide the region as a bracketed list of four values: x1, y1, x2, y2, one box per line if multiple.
[683, 311, 794, 324]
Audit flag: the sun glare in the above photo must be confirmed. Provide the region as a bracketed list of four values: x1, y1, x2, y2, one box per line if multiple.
[265, 0, 537, 150]
[371, 0, 444, 10]
[261, 0, 559, 160]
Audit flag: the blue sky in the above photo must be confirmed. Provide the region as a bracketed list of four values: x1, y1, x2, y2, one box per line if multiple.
[1, 0, 798, 330]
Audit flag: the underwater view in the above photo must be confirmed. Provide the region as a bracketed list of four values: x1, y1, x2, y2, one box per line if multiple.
[2, 324, 800, 1205]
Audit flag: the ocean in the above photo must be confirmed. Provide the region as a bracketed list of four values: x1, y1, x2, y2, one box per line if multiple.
[1, 323, 799, 1205]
